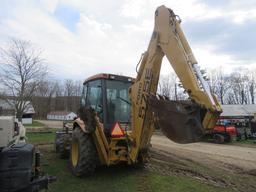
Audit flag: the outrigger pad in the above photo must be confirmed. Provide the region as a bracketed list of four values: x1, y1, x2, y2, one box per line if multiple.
[148, 95, 204, 144]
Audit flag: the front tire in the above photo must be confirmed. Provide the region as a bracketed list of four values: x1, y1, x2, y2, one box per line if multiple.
[213, 133, 225, 144]
[70, 127, 99, 176]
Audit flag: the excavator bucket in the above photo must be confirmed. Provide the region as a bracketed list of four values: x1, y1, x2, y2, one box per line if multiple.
[148, 95, 205, 144]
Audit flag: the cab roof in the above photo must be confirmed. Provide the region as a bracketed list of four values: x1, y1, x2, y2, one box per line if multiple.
[83, 73, 134, 84]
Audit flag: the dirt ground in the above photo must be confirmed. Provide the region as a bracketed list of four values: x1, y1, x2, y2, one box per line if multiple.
[37, 120, 63, 128]
[150, 135, 256, 192]
[38, 120, 256, 171]
[34, 120, 256, 191]
[151, 135, 256, 171]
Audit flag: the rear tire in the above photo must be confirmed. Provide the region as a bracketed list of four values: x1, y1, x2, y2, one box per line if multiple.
[213, 134, 225, 144]
[70, 127, 99, 176]
[55, 132, 71, 159]
[59, 134, 71, 159]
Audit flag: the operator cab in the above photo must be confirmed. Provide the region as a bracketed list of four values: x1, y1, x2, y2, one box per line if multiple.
[81, 73, 133, 134]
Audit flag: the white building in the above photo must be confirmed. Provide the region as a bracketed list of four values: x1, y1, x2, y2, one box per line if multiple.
[0, 99, 35, 124]
[47, 111, 77, 121]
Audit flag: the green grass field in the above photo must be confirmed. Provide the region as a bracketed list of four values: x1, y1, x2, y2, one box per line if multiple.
[24, 120, 45, 128]
[232, 139, 256, 147]
[26, 132, 237, 192]
[26, 132, 55, 143]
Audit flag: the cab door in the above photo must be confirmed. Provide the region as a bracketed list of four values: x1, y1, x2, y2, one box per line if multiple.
[81, 79, 103, 122]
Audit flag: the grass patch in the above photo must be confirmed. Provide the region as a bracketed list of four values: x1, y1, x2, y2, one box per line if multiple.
[41, 147, 232, 192]
[24, 120, 44, 128]
[26, 132, 55, 143]
[232, 139, 256, 147]
[150, 173, 233, 192]
[33, 144, 234, 192]
[41, 147, 136, 192]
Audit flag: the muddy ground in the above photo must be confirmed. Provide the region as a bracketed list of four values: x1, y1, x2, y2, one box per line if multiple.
[152, 135, 256, 171]
[150, 135, 256, 192]
[37, 141, 256, 192]
[34, 120, 256, 191]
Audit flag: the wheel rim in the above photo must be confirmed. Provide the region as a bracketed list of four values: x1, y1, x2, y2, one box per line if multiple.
[71, 141, 79, 167]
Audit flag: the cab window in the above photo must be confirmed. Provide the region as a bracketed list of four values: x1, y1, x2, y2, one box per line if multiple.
[81, 84, 87, 107]
[106, 80, 131, 124]
[83, 80, 103, 120]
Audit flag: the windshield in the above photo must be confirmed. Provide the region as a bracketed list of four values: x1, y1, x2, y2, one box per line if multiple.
[106, 80, 131, 124]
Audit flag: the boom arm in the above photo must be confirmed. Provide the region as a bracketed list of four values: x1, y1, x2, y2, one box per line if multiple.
[129, 5, 222, 162]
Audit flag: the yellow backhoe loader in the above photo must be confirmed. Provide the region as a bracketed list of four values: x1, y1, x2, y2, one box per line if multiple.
[55, 5, 222, 176]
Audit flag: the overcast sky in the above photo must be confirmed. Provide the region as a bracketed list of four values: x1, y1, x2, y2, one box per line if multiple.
[0, 0, 256, 80]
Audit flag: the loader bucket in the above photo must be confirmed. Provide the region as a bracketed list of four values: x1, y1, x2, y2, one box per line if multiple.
[148, 95, 205, 144]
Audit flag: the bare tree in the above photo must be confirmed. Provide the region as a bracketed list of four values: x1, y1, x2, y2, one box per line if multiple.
[158, 73, 187, 100]
[64, 79, 75, 97]
[74, 80, 82, 97]
[209, 69, 230, 105]
[63, 79, 82, 111]
[54, 81, 64, 97]
[0, 39, 47, 120]
[158, 74, 175, 99]
[63, 79, 82, 97]
[228, 71, 249, 104]
[248, 70, 256, 104]
[32, 80, 59, 118]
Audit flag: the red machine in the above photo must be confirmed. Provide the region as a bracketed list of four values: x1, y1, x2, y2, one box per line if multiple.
[212, 124, 237, 143]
